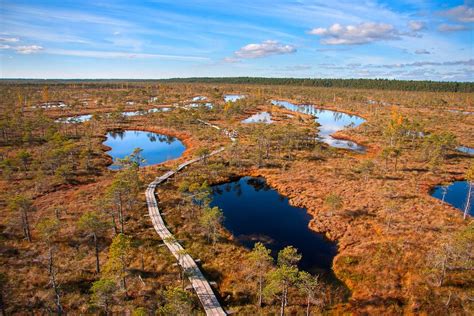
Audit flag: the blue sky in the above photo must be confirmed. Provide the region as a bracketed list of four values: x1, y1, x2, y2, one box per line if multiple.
[0, 0, 473, 80]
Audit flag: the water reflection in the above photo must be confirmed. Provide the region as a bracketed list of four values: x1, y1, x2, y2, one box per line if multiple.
[224, 94, 245, 102]
[211, 176, 337, 275]
[57, 107, 171, 123]
[431, 181, 473, 217]
[242, 112, 273, 124]
[271, 100, 365, 152]
[457, 146, 474, 155]
[103, 130, 185, 170]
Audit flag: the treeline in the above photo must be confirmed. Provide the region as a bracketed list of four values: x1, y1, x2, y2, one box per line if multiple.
[1, 77, 473, 92]
[160, 77, 474, 93]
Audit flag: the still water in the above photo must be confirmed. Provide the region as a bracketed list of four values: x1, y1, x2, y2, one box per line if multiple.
[211, 176, 337, 275]
[242, 112, 273, 124]
[103, 130, 185, 170]
[58, 107, 171, 123]
[431, 181, 473, 217]
[224, 94, 245, 102]
[271, 100, 366, 152]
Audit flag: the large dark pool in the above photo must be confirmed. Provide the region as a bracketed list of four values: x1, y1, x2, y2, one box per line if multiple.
[431, 181, 473, 217]
[210, 176, 337, 275]
[103, 130, 186, 170]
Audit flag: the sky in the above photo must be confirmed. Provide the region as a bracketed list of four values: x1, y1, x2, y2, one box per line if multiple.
[0, 0, 473, 81]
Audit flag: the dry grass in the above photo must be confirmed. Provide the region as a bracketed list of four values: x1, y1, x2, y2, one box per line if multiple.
[1, 82, 473, 314]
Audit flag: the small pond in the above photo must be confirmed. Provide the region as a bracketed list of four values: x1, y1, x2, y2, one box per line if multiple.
[457, 146, 474, 155]
[448, 109, 474, 115]
[57, 108, 171, 123]
[224, 94, 245, 102]
[33, 101, 69, 109]
[271, 100, 366, 152]
[55, 114, 92, 123]
[103, 130, 186, 170]
[242, 112, 273, 124]
[431, 181, 473, 217]
[121, 107, 171, 117]
[187, 103, 213, 109]
[211, 176, 337, 275]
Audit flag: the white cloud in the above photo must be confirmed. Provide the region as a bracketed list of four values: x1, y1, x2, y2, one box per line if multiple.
[441, 5, 474, 23]
[414, 49, 430, 55]
[282, 65, 312, 71]
[269, 65, 313, 73]
[408, 21, 425, 32]
[309, 22, 399, 45]
[438, 23, 469, 32]
[233, 40, 296, 59]
[0, 35, 43, 54]
[46, 49, 209, 61]
[14, 45, 43, 54]
[376, 59, 473, 68]
[0, 36, 20, 43]
[223, 57, 241, 63]
[6, 5, 132, 27]
[318, 59, 474, 70]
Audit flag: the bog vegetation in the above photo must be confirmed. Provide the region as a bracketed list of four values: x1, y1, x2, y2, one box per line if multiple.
[0, 80, 472, 315]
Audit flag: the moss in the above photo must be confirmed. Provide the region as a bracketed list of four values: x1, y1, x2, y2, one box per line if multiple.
[342, 256, 359, 265]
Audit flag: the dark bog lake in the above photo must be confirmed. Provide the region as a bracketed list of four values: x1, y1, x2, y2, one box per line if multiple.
[431, 181, 473, 217]
[103, 130, 186, 170]
[271, 100, 366, 152]
[210, 176, 337, 275]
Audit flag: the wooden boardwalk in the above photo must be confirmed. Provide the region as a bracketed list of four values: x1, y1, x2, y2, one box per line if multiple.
[145, 148, 226, 316]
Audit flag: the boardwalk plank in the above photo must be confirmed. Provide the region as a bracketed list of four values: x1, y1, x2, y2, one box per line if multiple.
[146, 147, 226, 315]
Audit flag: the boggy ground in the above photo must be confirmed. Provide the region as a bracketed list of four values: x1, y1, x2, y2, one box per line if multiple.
[154, 92, 473, 313]
[1, 83, 473, 314]
[0, 96, 228, 312]
[189, 91, 473, 314]
[255, 97, 473, 314]
[258, 98, 473, 314]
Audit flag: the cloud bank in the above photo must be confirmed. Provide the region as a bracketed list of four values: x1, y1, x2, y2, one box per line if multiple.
[438, 23, 469, 32]
[441, 4, 474, 23]
[309, 22, 399, 45]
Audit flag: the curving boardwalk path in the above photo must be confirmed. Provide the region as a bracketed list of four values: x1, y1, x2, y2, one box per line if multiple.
[146, 146, 227, 315]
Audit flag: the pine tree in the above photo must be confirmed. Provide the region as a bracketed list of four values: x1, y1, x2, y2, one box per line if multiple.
[104, 233, 132, 292]
[199, 206, 223, 245]
[78, 211, 109, 273]
[91, 278, 117, 314]
[8, 195, 35, 242]
[37, 217, 62, 314]
[248, 242, 273, 307]
[264, 246, 302, 315]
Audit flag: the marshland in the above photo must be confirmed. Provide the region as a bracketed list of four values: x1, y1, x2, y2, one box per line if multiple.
[0, 80, 472, 314]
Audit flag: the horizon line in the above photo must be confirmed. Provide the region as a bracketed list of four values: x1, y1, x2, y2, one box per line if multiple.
[1, 77, 473, 84]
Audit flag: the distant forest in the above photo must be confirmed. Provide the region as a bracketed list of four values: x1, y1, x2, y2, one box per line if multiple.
[161, 77, 474, 93]
[1, 77, 473, 93]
